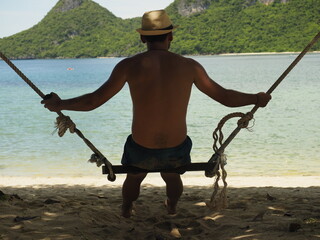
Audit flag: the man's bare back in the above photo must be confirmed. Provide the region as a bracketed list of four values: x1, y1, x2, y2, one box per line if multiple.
[124, 50, 194, 149]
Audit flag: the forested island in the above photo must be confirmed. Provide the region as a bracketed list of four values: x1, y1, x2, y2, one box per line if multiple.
[0, 0, 319, 59]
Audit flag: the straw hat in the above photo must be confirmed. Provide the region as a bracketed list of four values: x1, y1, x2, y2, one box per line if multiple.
[136, 10, 178, 36]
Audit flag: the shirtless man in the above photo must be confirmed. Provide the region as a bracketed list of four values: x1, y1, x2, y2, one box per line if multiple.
[42, 10, 271, 218]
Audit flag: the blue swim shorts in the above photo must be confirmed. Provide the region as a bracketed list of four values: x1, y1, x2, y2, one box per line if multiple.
[121, 135, 192, 172]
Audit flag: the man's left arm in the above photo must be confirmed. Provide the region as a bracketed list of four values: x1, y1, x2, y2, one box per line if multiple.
[192, 60, 271, 108]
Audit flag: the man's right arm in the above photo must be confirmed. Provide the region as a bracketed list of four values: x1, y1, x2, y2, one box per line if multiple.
[192, 59, 271, 108]
[41, 59, 128, 112]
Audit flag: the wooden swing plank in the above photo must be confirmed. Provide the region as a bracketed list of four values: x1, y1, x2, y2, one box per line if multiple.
[102, 162, 217, 174]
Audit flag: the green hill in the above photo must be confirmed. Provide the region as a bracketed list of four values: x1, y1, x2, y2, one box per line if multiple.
[168, 0, 320, 54]
[0, 0, 319, 59]
[0, 0, 142, 58]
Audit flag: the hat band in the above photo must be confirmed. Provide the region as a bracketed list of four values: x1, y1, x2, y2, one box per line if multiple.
[142, 24, 173, 31]
[159, 25, 173, 30]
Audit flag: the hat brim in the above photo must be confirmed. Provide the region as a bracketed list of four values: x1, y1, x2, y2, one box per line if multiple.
[136, 25, 178, 36]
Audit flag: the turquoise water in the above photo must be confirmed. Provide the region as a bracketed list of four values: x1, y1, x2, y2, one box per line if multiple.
[1, 54, 319, 177]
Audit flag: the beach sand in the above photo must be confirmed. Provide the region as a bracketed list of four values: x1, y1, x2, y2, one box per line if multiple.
[0, 175, 319, 240]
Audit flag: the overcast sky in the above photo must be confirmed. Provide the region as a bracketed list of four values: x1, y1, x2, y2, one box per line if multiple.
[0, 0, 174, 38]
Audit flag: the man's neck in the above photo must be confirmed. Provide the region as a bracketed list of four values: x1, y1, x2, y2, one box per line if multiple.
[148, 48, 168, 51]
[147, 42, 169, 51]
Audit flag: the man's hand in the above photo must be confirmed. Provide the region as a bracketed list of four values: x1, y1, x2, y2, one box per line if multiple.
[256, 92, 272, 107]
[41, 92, 62, 112]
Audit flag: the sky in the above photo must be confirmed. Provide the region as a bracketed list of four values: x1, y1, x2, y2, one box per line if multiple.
[0, 0, 174, 38]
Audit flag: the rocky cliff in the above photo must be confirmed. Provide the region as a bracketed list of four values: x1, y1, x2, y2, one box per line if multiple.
[176, 0, 290, 16]
[54, 0, 84, 12]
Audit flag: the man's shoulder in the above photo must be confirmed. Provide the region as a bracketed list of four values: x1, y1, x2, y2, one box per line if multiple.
[164, 52, 196, 63]
[119, 52, 145, 64]
[114, 55, 139, 68]
[165, 52, 200, 66]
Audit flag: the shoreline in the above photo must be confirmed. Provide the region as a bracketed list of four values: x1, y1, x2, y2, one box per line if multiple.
[217, 51, 320, 56]
[1, 51, 320, 61]
[1, 175, 319, 188]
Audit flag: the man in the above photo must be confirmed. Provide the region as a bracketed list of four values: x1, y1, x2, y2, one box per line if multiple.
[42, 10, 271, 218]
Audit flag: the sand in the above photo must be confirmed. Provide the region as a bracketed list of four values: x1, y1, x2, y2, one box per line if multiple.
[0, 175, 319, 240]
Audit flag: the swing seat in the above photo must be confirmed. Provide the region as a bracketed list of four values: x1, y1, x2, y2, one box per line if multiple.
[102, 162, 217, 174]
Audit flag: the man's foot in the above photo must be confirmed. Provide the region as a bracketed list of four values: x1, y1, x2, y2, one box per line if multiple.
[164, 199, 177, 215]
[121, 202, 134, 218]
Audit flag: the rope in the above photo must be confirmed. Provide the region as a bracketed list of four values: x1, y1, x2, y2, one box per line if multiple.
[54, 115, 113, 174]
[206, 112, 254, 210]
[0, 52, 116, 182]
[215, 31, 320, 155]
[0, 52, 46, 98]
[54, 115, 76, 137]
[212, 112, 254, 153]
[206, 31, 320, 210]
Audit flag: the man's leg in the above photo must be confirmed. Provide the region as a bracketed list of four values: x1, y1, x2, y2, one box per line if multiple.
[160, 172, 183, 214]
[121, 172, 147, 218]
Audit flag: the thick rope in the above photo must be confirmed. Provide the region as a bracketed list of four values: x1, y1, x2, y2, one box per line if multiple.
[54, 115, 76, 137]
[54, 115, 110, 167]
[206, 32, 320, 210]
[53, 113, 114, 179]
[0, 52, 46, 98]
[213, 31, 320, 155]
[0, 52, 116, 182]
[212, 112, 254, 153]
[207, 112, 254, 210]
[54, 116, 105, 166]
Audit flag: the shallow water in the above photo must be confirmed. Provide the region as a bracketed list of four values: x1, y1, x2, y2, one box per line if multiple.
[1, 54, 319, 177]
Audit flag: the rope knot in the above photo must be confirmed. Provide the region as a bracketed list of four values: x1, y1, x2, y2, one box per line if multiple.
[88, 153, 105, 167]
[88, 154, 116, 181]
[237, 112, 254, 129]
[54, 115, 76, 137]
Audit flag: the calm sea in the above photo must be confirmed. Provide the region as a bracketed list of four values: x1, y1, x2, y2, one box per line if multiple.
[1, 54, 319, 178]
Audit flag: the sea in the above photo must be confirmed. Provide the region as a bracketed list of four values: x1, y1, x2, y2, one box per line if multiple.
[1, 54, 319, 178]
